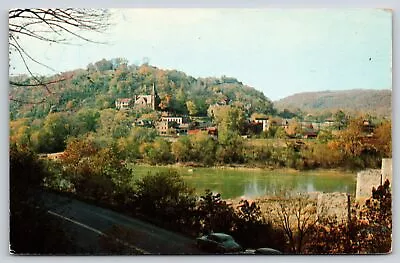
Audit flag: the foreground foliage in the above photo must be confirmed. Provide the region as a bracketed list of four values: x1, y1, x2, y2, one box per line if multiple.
[10, 140, 392, 254]
[9, 146, 75, 254]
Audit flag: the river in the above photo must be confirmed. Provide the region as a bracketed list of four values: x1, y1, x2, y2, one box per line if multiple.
[131, 165, 356, 199]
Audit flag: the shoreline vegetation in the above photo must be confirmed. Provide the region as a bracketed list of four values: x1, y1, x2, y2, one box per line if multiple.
[131, 161, 357, 175]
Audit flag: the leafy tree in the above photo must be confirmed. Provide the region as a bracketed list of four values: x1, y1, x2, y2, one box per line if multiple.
[334, 110, 349, 130]
[279, 109, 298, 119]
[197, 190, 237, 234]
[337, 117, 365, 157]
[192, 132, 217, 165]
[186, 100, 198, 116]
[32, 112, 71, 153]
[116, 127, 157, 161]
[97, 109, 133, 139]
[60, 137, 133, 201]
[373, 120, 392, 157]
[317, 129, 333, 143]
[216, 131, 244, 164]
[140, 138, 173, 165]
[213, 106, 246, 137]
[10, 118, 32, 148]
[171, 136, 192, 163]
[94, 58, 114, 72]
[286, 120, 302, 137]
[234, 200, 286, 250]
[134, 170, 196, 226]
[71, 108, 100, 136]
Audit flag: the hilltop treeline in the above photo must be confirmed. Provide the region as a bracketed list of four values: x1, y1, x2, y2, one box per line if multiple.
[10, 58, 275, 120]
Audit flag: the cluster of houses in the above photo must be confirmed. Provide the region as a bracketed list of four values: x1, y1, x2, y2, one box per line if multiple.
[115, 85, 375, 139]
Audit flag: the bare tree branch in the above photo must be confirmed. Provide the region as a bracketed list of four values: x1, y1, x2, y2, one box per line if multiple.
[10, 78, 68, 87]
[9, 8, 111, 103]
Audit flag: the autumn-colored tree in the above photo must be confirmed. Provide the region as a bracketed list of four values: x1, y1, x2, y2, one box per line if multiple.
[186, 100, 198, 116]
[373, 120, 392, 157]
[354, 180, 392, 253]
[286, 120, 302, 137]
[97, 109, 133, 138]
[159, 94, 172, 111]
[60, 137, 133, 201]
[10, 118, 31, 148]
[171, 136, 192, 163]
[338, 117, 365, 157]
[116, 127, 156, 161]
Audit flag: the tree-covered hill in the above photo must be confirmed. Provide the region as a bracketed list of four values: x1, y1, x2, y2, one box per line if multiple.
[9, 58, 275, 120]
[274, 89, 392, 117]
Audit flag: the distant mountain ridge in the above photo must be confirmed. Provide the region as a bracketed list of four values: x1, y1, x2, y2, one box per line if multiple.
[274, 89, 391, 117]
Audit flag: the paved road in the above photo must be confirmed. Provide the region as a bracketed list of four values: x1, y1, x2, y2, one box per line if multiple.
[39, 191, 204, 255]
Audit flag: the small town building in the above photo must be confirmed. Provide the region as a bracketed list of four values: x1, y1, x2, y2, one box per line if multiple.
[303, 131, 318, 139]
[134, 94, 155, 109]
[115, 98, 133, 110]
[254, 117, 269, 132]
[176, 123, 189, 136]
[161, 116, 185, 125]
[188, 127, 218, 137]
[132, 119, 153, 128]
[155, 120, 171, 135]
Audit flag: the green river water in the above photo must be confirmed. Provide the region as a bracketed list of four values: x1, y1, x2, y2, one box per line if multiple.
[131, 165, 357, 199]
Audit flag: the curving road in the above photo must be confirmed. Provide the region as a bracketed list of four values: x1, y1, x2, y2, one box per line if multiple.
[39, 191, 204, 255]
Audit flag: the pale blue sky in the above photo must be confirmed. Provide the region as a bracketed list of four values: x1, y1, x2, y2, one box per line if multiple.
[9, 8, 392, 100]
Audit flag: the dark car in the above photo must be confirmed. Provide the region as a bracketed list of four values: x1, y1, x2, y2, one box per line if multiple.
[242, 247, 283, 255]
[196, 233, 242, 253]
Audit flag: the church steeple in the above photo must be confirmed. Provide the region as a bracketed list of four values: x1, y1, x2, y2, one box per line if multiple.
[152, 82, 156, 110]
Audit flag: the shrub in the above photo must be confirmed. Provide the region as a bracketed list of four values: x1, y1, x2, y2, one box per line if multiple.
[133, 170, 196, 227]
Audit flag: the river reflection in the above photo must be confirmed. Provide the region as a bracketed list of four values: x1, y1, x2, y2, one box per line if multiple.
[133, 165, 357, 199]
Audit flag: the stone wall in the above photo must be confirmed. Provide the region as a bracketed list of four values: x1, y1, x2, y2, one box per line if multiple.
[356, 169, 382, 201]
[382, 158, 393, 183]
[355, 158, 393, 201]
[317, 192, 350, 223]
[316, 158, 392, 222]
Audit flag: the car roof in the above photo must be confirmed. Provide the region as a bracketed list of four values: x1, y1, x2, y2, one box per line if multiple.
[255, 248, 282, 254]
[210, 233, 231, 237]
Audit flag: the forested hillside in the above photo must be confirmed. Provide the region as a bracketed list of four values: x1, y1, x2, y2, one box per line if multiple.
[9, 58, 274, 120]
[275, 89, 392, 117]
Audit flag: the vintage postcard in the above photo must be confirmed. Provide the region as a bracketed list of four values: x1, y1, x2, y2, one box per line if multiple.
[9, 8, 392, 255]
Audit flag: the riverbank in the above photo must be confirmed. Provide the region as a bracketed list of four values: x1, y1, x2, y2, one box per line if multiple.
[130, 161, 355, 176]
